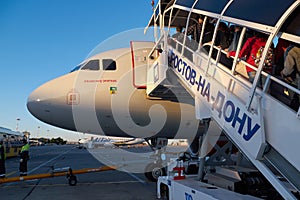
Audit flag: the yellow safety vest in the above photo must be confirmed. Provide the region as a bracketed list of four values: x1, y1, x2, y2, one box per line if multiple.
[21, 143, 30, 152]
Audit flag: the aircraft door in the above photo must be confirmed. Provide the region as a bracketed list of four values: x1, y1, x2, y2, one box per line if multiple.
[130, 41, 155, 88]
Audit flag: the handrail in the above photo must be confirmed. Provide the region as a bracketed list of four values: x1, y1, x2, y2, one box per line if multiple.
[181, 0, 199, 57]
[168, 37, 195, 58]
[235, 59, 300, 98]
[203, 43, 300, 98]
[148, 34, 165, 60]
[168, 36, 300, 114]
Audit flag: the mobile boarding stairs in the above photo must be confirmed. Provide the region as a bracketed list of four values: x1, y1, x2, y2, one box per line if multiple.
[144, 32, 300, 199]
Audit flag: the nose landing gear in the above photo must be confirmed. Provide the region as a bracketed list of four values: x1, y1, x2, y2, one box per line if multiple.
[144, 138, 168, 182]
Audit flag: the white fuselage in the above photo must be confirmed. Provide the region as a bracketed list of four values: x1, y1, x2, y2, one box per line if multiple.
[27, 47, 204, 140]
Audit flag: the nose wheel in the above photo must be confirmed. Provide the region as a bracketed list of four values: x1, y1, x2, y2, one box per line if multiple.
[144, 163, 166, 182]
[144, 137, 168, 182]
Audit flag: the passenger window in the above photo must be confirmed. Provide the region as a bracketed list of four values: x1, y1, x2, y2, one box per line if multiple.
[81, 60, 99, 70]
[103, 59, 116, 70]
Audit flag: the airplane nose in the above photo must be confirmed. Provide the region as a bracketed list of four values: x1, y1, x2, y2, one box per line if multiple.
[27, 75, 76, 131]
[27, 85, 51, 123]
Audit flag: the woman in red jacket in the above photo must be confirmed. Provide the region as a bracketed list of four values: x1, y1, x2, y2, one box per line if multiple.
[228, 31, 271, 85]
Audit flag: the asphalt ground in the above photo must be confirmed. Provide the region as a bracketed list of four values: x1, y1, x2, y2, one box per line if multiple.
[0, 145, 166, 200]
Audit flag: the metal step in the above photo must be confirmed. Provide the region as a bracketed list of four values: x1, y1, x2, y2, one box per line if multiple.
[147, 84, 192, 101]
[264, 147, 300, 192]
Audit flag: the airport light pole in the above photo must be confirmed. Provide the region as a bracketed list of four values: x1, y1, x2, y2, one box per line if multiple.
[47, 130, 50, 142]
[16, 118, 20, 131]
[37, 126, 40, 138]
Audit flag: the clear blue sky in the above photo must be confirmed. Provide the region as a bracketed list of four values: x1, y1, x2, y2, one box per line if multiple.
[0, 0, 153, 140]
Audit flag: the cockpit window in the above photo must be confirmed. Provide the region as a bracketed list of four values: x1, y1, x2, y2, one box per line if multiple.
[81, 59, 100, 70]
[102, 59, 116, 70]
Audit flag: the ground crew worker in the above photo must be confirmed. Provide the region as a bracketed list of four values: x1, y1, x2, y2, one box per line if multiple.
[19, 138, 30, 176]
[0, 138, 6, 178]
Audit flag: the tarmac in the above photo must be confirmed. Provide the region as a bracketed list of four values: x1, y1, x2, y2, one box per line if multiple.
[0, 144, 187, 200]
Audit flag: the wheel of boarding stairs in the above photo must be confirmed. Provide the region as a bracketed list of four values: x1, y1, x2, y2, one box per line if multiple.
[68, 175, 77, 186]
[144, 163, 166, 182]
